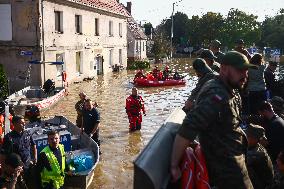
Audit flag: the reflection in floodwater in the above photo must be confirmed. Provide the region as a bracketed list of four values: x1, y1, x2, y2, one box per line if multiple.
[42, 59, 197, 189]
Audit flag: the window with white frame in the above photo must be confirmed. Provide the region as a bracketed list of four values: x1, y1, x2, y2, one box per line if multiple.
[109, 21, 113, 36]
[55, 11, 63, 33]
[109, 49, 113, 66]
[0, 4, 12, 41]
[143, 41, 145, 51]
[119, 23, 122, 37]
[75, 15, 82, 34]
[95, 18, 99, 36]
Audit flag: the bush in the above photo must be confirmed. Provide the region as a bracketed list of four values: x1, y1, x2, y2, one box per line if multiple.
[127, 60, 150, 70]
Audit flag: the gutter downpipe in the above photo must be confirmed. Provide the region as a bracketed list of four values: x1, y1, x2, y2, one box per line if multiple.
[41, 0, 46, 82]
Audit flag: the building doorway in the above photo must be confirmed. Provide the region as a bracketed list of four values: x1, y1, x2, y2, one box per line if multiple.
[96, 55, 103, 75]
[76, 51, 82, 75]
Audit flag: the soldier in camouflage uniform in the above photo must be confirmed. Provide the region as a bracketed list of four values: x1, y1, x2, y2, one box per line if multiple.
[210, 39, 225, 63]
[75, 92, 87, 127]
[234, 39, 252, 60]
[183, 58, 217, 113]
[245, 123, 274, 189]
[200, 49, 221, 73]
[171, 51, 257, 189]
[267, 151, 284, 189]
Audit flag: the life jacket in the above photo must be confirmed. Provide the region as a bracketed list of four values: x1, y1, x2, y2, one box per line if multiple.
[135, 70, 144, 79]
[152, 69, 159, 78]
[41, 144, 65, 189]
[147, 74, 155, 81]
[180, 145, 210, 189]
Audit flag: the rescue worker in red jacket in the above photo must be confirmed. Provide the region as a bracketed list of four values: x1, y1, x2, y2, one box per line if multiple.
[134, 69, 146, 80]
[125, 87, 146, 131]
[152, 66, 160, 79]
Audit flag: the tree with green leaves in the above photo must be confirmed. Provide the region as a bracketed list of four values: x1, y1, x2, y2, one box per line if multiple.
[143, 22, 153, 36]
[260, 9, 284, 50]
[158, 12, 190, 45]
[151, 33, 171, 61]
[196, 12, 225, 47]
[0, 64, 9, 100]
[222, 8, 261, 49]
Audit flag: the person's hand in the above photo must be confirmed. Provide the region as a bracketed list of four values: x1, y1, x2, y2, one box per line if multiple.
[171, 165, 181, 183]
[66, 170, 73, 176]
[30, 160, 36, 166]
[33, 158, 37, 165]
[88, 133, 93, 138]
[184, 100, 193, 110]
[128, 116, 132, 122]
[12, 166, 23, 180]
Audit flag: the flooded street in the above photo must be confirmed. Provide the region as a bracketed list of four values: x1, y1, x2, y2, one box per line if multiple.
[42, 58, 196, 189]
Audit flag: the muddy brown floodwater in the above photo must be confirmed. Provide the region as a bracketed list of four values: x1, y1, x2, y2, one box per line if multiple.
[42, 58, 196, 189]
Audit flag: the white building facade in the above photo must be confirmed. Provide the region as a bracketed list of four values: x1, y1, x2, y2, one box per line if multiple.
[124, 2, 147, 62]
[0, 0, 129, 90]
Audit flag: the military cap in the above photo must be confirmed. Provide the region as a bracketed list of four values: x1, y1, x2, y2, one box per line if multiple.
[192, 58, 212, 75]
[220, 51, 257, 69]
[269, 96, 284, 111]
[245, 123, 266, 140]
[210, 40, 222, 47]
[5, 153, 24, 168]
[200, 49, 217, 60]
[236, 39, 245, 44]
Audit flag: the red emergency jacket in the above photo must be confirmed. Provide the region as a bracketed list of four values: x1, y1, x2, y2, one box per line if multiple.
[0, 114, 14, 144]
[125, 95, 145, 116]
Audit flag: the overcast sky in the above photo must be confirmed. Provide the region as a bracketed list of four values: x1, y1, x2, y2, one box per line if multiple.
[120, 0, 283, 27]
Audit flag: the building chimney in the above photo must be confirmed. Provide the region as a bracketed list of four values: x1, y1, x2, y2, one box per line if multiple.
[126, 2, 132, 15]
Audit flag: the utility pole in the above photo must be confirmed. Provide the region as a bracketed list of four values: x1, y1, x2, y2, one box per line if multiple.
[170, 3, 175, 63]
[170, 0, 183, 63]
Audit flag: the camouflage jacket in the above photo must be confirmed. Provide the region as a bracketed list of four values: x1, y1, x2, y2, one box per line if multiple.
[214, 51, 225, 63]
[75, 99, 85, 116]
[247, 143, 274, 189]
[178, 77, 253, 189]
[210, 62, 220, 73]
[188, 72, 217, 103]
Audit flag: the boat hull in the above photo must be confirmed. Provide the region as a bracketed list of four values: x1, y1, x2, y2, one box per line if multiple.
[133, 109, 186, 189]
[134, 78, 186, 87]
[7, 86, 65, 114]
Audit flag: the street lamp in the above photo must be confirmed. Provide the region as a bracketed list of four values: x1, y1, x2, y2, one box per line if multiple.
[170, 0, 183, 63]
